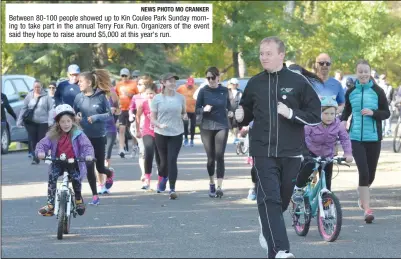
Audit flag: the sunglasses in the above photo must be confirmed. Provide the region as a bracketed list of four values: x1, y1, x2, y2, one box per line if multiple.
[317, 61, 331, 67]
[49, 87, 56, 90]
[206, 75, 216, 81]
[121, 75, 128, 78]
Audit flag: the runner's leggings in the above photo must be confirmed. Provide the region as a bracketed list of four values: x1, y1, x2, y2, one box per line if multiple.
[143, 135, 161, 174]
[154, 133, 182, 190]
[200, 128, 229, 179]
[86, 136, 113, 195]
[351, 140, 381, 187]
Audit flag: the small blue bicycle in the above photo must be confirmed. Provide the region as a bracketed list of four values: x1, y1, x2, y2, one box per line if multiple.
[289, 156, 350, 242]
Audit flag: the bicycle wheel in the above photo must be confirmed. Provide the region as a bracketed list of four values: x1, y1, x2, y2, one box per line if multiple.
[240, 142, 249, 154]
[317, 193, 342, 242]
[235, 143, 241, 155]
[57, 191, 67, 240]
[63, 193, 72, 234]
[291, 198, 311, 236]
[393, 122, 401, 153]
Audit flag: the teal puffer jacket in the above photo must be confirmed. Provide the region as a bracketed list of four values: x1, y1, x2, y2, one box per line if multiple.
[340, 80, 390, 142]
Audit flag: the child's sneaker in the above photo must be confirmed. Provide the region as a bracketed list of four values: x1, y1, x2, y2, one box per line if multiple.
[183, 139, 189, 147]
[89, 195, 100, 206]
[38, 204, 54, 216]
[247, 188, 256, 200]
[364, 209, 374, 223]
[208, 184, 216, 198]
[105, 168, 115, 189]
[75, 199, 86, 215]
[190, 140, 194, 147]
[169, 190, 178, 200]
[291, 188, 304, 205]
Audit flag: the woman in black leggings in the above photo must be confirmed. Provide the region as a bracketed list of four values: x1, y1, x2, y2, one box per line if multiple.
[73, 69, 115, 205]
[150, 73, 186, 200]
[195, 67, 233, 198]
[96, 87, 119, 195]
[340, 59, 390, 223]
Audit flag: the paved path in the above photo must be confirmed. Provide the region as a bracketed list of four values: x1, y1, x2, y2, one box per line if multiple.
[1, 136, 400, 258]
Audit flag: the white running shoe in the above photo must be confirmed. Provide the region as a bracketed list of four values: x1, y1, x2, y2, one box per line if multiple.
[275, 251, 295, 258]
[258, 216, 268, 254]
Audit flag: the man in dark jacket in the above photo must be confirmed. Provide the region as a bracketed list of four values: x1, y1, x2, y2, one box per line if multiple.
[235, 36, 321, 259]
[54, 64, 81, 107]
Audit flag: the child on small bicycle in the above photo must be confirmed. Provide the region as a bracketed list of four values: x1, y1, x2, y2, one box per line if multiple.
[35, 104, 94, 216]
[292, 96, 353, 205]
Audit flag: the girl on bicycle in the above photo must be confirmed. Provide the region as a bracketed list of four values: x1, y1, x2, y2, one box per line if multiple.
[35, 104, 94, 216]
[340, 60, 390, 223]
[292, 96, 353, 204]
[135, 83, 161, 190]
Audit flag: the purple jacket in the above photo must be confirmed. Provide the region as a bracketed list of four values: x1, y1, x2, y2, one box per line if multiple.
[305, 118, 352, 158]
[35, 129, 94, 180]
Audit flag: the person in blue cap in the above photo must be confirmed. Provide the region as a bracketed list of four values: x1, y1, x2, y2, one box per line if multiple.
[54, 64, 81, 107]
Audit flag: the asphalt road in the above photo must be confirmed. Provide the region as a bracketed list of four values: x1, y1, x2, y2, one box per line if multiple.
[1, 136, 401, 258]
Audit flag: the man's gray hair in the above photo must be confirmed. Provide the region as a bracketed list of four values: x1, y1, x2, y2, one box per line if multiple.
[260, 36, 286, 54]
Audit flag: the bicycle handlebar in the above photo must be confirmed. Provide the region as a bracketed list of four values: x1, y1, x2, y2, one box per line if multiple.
[42, 156, 97, 163]
[304, 156, 350, 167]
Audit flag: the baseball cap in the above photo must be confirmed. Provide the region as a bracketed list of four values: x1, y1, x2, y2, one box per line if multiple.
[187, 77, 194, 85]
[68, 64, 80, 74]
[160, 73, 179, 81]
[120, 68, 130, 76]
[132, 70, 140, 77]
[230, 78, 239, 84]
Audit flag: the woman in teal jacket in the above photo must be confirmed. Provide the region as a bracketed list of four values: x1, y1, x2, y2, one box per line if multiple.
[340, 59, 390, 224]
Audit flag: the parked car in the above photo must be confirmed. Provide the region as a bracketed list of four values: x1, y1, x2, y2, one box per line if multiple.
[1, 74, 36, 153]
[221, 77, 251, 91]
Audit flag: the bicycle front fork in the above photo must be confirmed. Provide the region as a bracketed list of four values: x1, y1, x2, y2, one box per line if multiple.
[54, 189, 74, 218]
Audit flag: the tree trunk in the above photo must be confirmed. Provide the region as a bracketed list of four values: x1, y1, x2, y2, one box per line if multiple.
[232, 51, 239, 78]
[93, 43, 108, 68]
[238, 52, 246, 78]
[231, 8, 239, 78]
[285, 0, 295, 16]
